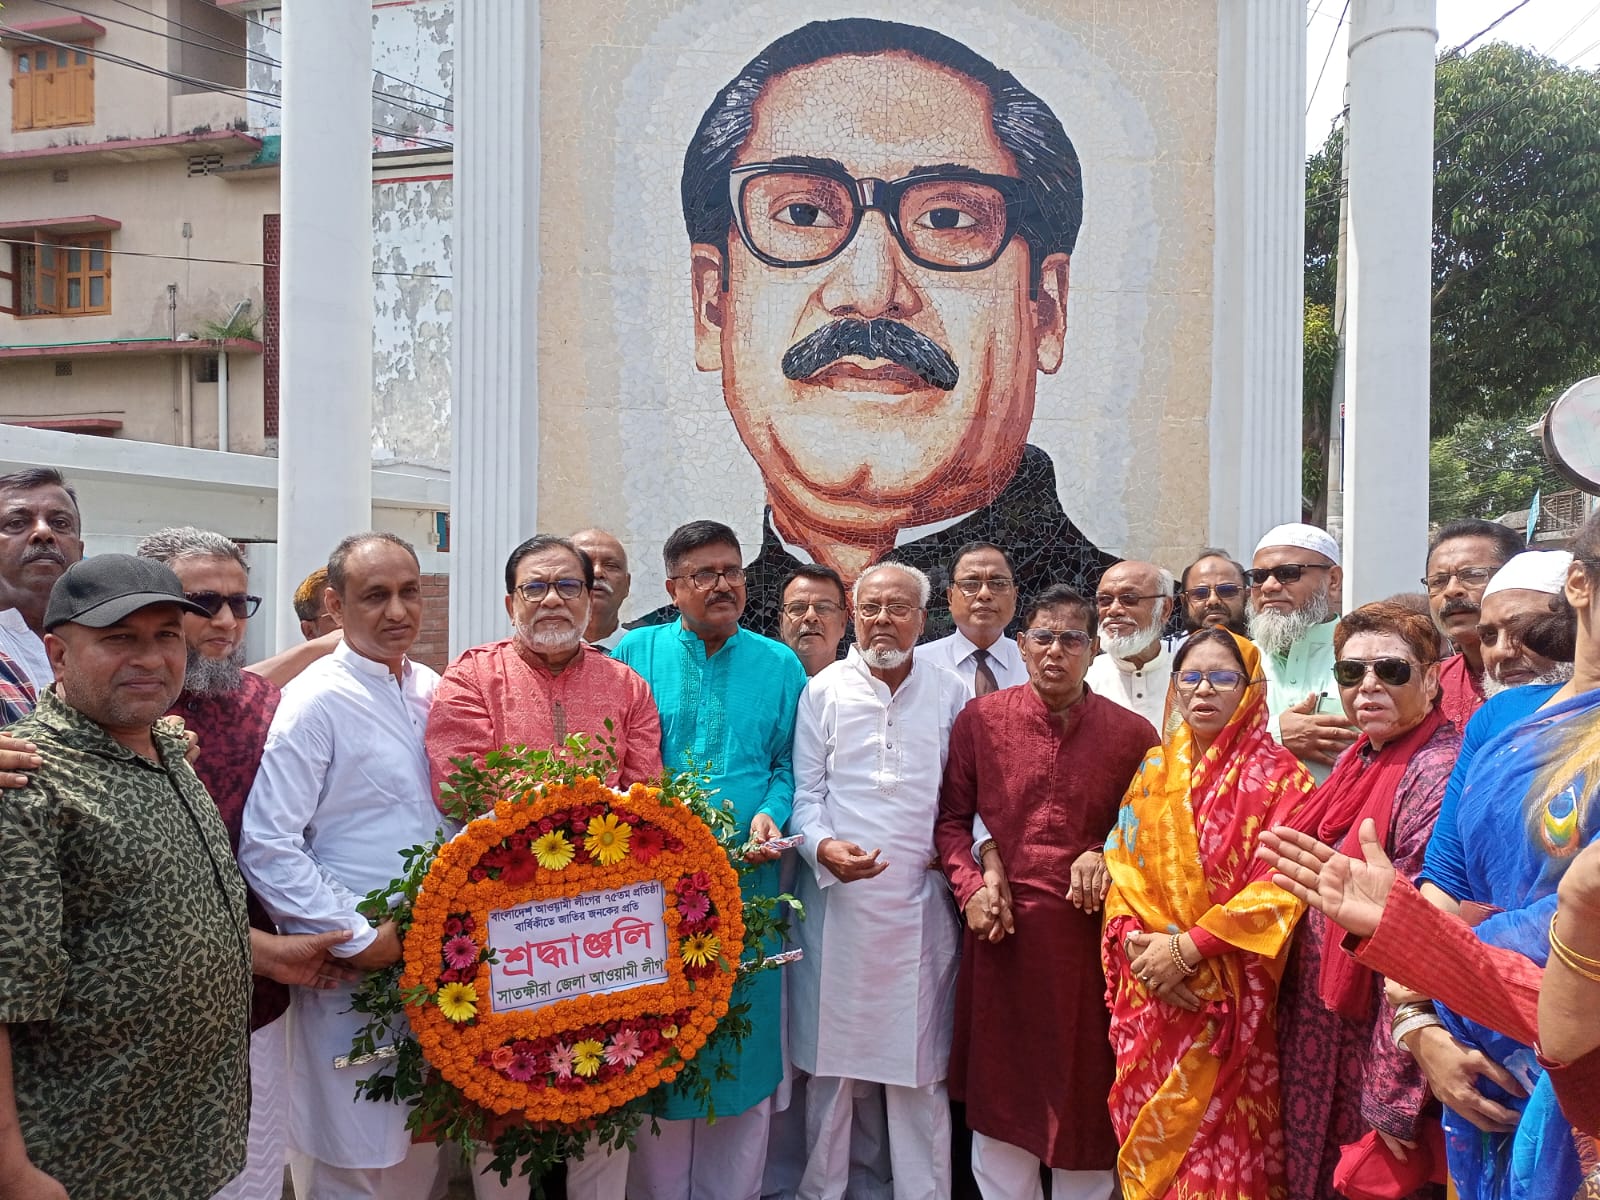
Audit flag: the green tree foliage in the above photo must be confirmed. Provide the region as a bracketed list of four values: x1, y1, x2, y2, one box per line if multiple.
[1303, 301, 1339, 515]
[1427, 402, 1565, 523]
[1305, 44, 1600, 521]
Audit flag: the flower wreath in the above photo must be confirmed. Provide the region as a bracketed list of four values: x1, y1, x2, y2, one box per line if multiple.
[349, 734, 796, 1184]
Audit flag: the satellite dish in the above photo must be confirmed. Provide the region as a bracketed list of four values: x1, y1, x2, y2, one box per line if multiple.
[1543, 376, 1600, 495]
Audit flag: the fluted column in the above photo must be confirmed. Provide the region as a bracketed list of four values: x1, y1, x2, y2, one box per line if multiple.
[1342, 0, 1436, 606]
[275, 0, 373, 650]
[1209, 0, 1306, 556]
[450, 1, 542, 653]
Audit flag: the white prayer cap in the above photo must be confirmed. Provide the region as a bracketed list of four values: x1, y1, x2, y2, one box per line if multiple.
[1252, 523, 1341, 565]
[1482, 550, 1573, 599]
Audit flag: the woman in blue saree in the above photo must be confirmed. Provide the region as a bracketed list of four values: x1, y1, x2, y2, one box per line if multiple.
[1412, 515, 1600, 1200]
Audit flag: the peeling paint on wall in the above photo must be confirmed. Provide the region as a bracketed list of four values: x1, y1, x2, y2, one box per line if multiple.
[373, 177, 453, 466]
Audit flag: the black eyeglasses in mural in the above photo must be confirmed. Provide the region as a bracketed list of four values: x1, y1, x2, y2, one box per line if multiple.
[730, 161, 1024, 272]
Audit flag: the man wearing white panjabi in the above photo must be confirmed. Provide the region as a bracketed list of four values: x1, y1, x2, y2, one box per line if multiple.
[788, 562, 968, 1200]
[240, 533, 448, 1200]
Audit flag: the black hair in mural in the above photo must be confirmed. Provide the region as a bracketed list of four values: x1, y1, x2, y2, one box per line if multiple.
[681, 17, 1084, 286]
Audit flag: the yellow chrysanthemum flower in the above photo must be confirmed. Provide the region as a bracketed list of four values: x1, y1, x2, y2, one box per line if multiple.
[436, 981, 478, 1023]
[572, 1038, 605, 1077]
[681, 932, 721, 969]
[533, 829, 575, 870]
[584, 813, 632, 866]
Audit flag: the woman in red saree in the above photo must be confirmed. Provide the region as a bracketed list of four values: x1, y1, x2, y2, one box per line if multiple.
[1102, 628, 1316, 1200]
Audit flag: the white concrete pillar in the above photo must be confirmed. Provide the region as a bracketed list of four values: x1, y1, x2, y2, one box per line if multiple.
[449, 2, 542, 654]
[1208, 0, 1306, 558]
[1341, 0, 1436, 608]
[275, 0, 373, 650]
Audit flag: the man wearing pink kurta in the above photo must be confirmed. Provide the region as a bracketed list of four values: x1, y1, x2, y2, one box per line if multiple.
[423, 534, 662, 1200]
[426, 535, 662, 801]
[936, 584, 1155, 1200]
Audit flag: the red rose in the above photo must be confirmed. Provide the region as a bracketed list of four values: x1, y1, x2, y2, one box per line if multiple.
[468, 866, 488, 882]
[443, 917, 464, 936]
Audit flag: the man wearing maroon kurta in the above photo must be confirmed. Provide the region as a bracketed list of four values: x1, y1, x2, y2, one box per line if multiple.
[936, 584, 1155, 1200]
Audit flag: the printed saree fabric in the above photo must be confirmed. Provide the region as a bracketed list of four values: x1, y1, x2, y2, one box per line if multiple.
[1103, 632, 1317, 1200]
[1432, 686, 1600, 1200]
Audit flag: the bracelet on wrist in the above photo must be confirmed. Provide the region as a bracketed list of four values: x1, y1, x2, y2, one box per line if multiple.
[1392, 1013, 1443, 1053]
[1549, 912, 1600, 983]
[977, 838, 998, 861]
[1169, 933, 1199, 977]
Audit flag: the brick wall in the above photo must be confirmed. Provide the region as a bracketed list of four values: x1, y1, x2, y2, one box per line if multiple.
[412, 572, 450, 672]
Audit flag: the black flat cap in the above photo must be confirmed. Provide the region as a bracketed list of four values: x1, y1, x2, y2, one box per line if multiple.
[44, 554, 211, 631]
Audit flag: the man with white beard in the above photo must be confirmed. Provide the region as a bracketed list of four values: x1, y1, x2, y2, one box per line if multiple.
[572, 527, 633, 651]
[424, 533, 662, 1199]
[1083, 560, 1177, 730]
[789, 562, 969, 1200]
[1478, 549, 1578, 697]
[1246, 523, 1357, 782]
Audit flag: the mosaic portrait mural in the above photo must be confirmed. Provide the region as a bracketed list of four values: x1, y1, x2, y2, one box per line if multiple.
[535, 0, 1219, 636]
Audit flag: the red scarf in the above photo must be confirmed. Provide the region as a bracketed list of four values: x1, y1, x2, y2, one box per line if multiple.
[1308, 704, 1448, 1019]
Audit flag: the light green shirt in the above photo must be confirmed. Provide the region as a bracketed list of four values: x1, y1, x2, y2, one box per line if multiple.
[1260, 618, 1343, 782]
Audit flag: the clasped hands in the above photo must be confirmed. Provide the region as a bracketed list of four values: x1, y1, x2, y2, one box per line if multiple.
[1124, 930, 1202, 1012]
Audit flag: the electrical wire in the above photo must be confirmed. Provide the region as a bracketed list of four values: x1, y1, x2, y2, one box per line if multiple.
[20, 0, 454, 127]
[1441, 0, 1538, 60]
[0, 237, 451, 280]
[0, 23, 453, 150]
[1306, 0, 1350, 117]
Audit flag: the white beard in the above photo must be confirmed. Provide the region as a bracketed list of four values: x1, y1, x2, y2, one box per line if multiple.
[861, 646, 912, 671]
[1483, 662, 1574, 697]
[1247, 590, 1333, 657]
[1099, 617, 1164, 663]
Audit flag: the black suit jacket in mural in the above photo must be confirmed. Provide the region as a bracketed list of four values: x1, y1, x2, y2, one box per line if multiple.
[635, 444, 1116, 642]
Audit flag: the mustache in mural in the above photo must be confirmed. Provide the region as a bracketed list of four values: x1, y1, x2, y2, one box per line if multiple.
[781, 319, 960, 392]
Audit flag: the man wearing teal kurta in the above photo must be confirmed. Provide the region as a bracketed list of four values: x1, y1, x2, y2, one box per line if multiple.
[1248, 523, 1357, 783]
[615, 520, 806, 1200]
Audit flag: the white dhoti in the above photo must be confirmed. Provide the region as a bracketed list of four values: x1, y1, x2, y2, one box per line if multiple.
[287, 1142, 446, 1200]
[627, 1097, 774, 1200]
[800, 1075, 948, 1200]
[211, 1014, 290, 1200]
[970, 1133, 1115, 1200]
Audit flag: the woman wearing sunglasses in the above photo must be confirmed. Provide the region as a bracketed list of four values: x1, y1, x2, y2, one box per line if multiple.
[1102, 627, 1316, 1199]
[1276, 601, 1458, 1200]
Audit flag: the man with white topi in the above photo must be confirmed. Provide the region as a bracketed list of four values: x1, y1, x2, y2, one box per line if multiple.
[788, 562, 969, 1200]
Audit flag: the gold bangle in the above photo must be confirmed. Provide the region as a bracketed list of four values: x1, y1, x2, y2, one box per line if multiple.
[1549, 912, 1600, 983]
[977, 838, 998, 861]
[1169, 933, 1199, 977]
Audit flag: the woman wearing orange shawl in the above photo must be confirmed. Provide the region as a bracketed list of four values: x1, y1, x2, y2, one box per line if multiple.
[1102, 628, 1317, 1200]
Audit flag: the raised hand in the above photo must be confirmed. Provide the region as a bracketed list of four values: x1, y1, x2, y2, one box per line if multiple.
[1257, 819, 1396, 939]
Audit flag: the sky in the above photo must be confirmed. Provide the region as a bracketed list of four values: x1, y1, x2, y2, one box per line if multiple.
[1305, 0, 1600, 151]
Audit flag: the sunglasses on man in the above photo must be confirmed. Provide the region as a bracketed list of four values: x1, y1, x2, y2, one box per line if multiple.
[185, 591, 262, 619]
[1244, 563, 1332, 588]
[1182, 583, 1244, 603]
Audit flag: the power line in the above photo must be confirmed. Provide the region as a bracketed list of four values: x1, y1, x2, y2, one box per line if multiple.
[193, 0, 458, 110]
[1306, 1, 1351, 117]
[0, 236, 451, 280]
[1442, 0, 1538, 60]
[0, 23, 454, 151]
[1544, 0, 1600, 58]
[25, 0, 454, 125]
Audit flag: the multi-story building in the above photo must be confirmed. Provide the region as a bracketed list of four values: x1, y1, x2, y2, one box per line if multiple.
[0, 0, 456, 663]
[0, 0, 454, 466]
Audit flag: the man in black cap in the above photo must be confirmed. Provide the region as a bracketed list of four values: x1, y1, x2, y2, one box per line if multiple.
[0, 554, 347, 1200]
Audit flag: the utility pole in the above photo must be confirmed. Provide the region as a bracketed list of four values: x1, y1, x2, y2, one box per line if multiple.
[275, 0, 374, 650]
[1325, 95, 1350, 551]
[1341, 0, 1437, 606]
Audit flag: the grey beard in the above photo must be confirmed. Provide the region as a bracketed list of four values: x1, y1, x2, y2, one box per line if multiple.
[1100, 619, 1164, 662]
[515, 618, 583, 656]
[861, 646, 912, 671]
[1483, 662, 1574, 697]
[185, 643, 246, 697]
[1247, 591, 1334, 657]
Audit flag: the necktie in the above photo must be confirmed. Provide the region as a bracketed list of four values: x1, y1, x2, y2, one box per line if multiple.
[972, 648, 998, 696]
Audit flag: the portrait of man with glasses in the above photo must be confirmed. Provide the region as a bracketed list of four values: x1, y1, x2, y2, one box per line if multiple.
[673, 16, 1116, 637]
